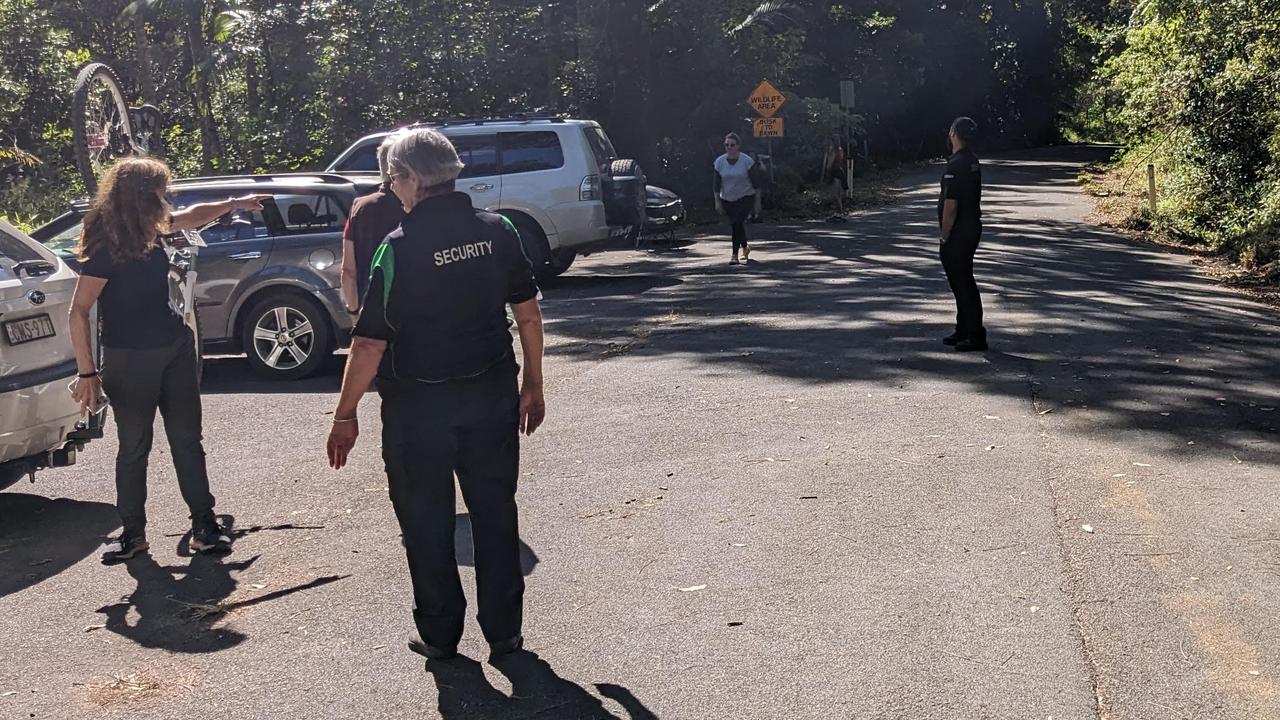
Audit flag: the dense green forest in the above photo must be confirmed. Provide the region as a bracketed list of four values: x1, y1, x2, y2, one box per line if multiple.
[1, 0, 1277, 263]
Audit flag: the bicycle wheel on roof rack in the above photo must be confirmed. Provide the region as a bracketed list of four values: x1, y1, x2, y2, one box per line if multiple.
[72, 63, 137, 196]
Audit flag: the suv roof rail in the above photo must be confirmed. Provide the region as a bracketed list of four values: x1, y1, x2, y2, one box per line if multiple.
[173, 172, 357, 186]
[407, 114, 567, 129]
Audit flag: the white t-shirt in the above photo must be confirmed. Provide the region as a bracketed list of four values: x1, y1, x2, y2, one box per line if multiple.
[714, 153, 756, 202]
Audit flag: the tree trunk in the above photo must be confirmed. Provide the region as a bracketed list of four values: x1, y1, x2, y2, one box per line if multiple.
[184, 0, 222, 173]
[543, 2, 561, 111]
[603, 0, 656, 173]
[134, 12, 155, 105]
[246, 52, 262, 169]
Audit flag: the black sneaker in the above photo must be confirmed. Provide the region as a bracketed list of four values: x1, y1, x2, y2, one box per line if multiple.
[408, 632, 458, 660]
[489, 634, 524, 658]
[101, 533, 149, 564]
[191, 522, 232, 553]
[955, 337, 988, 352]
[942, 333, 964, 346]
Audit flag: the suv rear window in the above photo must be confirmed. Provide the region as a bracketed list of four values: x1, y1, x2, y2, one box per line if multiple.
[0, 223, 42, 265]
[582, 126, 617, 170]
[500, 132, 564, 174]
[453, 134, 499, 179]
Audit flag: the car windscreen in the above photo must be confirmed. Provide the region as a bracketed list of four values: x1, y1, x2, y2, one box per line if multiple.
[337, 142, 380, 172]
[39, 217, 84, 255]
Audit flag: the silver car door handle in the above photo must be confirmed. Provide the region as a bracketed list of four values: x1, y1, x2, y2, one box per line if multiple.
[470, 183, 494, 192]
[227, 251, 262, 260]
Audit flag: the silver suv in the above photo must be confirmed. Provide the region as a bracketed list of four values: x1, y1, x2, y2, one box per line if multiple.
[32, 173, 381, 381]
[328, 116, 647, 280]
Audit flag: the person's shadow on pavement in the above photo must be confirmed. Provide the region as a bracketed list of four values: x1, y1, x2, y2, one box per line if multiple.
[97, 543, 254, 653]
[426, 650, 658, 719]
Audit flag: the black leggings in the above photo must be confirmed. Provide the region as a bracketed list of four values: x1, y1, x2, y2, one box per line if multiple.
[723, 196, 754, 254]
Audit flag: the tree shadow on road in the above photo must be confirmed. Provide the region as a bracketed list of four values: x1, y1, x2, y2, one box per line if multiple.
[0, 493, 117, 600]
[425, 650, 657, 719]
[540, 145, 1280, 466]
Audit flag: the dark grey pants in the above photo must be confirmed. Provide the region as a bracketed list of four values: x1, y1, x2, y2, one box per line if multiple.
[101, 330, 215, 536]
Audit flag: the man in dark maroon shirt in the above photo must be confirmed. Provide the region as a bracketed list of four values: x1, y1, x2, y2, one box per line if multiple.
[342, 133, 405, 313]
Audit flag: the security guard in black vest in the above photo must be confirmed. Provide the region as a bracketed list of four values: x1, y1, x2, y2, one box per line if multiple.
[938, 116, 987, 351]
[326, 128, 546, 662]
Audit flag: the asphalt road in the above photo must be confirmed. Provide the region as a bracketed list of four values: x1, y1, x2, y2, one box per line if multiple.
[2, 146, 1277, 720]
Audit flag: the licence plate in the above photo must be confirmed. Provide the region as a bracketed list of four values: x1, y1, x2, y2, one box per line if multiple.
[3, 314, 56, 345]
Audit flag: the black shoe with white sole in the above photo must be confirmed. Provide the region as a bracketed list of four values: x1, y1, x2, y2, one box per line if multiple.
[101, 533, 149, 564]
[191, 523, 233, 553]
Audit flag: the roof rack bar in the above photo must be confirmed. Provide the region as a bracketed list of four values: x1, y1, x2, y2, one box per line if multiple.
[173, 172, 357, 185]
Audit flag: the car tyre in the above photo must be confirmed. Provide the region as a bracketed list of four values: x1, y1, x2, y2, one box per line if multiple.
[548, 247, 576, 277]
[603, 158, 647, 227]
[241, 292, 331, 381]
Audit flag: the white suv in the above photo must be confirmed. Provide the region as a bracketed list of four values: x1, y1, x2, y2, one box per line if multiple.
[0, 219, 102, 491]
[327, 116, 647, 280]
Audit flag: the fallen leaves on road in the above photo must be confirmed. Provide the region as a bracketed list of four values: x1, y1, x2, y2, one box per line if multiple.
[1029, 606, 1040, 613]
[1133, 462, 1152, 467]
[83, 624, 105, 632]
[1081, 525, 1095, 534]
[678, 585, 706, 592]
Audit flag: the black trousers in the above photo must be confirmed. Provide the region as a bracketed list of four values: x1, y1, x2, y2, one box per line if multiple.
[723, 196, 754, 254]
[379, 356, 524, 649]
[940, 229, 986, 341]
[101, 329, 215, 536]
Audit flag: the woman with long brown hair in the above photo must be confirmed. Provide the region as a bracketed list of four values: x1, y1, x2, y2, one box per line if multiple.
[68, 157, 265, 563]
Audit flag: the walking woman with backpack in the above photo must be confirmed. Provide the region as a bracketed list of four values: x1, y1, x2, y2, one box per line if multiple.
[714, 132, 763, 265]
[67, 157, 265, 563]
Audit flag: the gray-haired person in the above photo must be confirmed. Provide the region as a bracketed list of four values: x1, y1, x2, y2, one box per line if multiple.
[341, 133, 405, 314]
[326, 127, 546, 661]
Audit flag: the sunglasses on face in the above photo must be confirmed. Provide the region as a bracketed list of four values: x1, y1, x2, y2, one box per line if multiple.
[725, 143, 738, 148]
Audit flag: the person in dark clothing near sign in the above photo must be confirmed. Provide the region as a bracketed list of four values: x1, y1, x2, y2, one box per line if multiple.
[326, 128, 546, 662]
[68, 157, 266, 563]
[714, 132, 763, 265]
[341, 132, 405, 314]
[938, 116, 987, 352]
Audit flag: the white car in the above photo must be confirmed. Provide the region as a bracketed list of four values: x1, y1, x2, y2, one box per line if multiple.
[327, 116, 648, 280]
[0, 219, 102, 491]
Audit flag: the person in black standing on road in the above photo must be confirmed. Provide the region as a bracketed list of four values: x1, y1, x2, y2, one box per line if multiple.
[68, 157, 265, 563]
[714, 132, 763, 265]
[938, 117, 987, 351]
[326, 128, 546, 662]
[341, 132, 405, 316]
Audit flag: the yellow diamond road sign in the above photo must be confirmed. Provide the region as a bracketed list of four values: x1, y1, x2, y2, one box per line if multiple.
[748, 80, 785, 118]
[753, 117, 784, 138]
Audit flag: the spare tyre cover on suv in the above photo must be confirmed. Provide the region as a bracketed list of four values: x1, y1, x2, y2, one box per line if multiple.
[603, 159, 646, 227]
